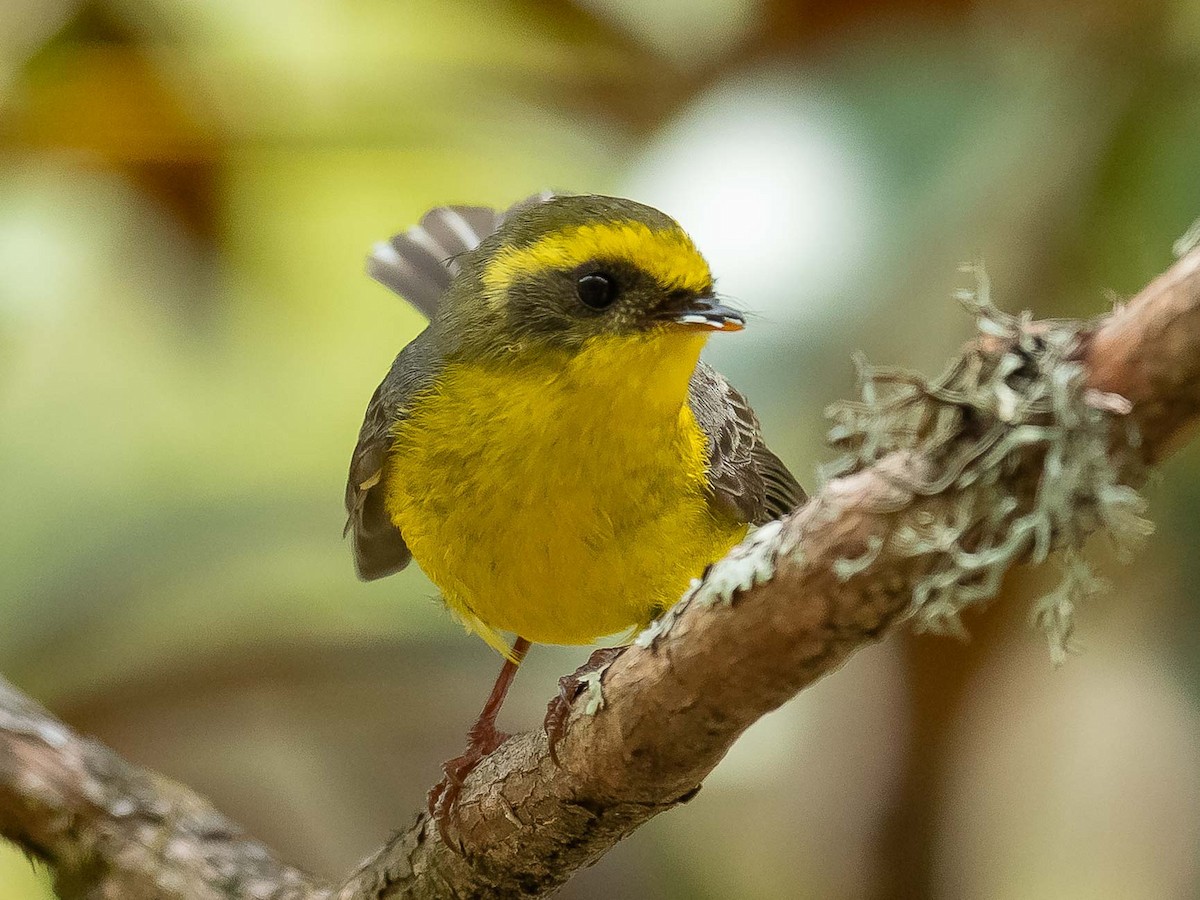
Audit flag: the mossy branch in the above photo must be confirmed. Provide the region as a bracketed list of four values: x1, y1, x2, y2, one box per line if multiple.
[4, 243, 1200, 899]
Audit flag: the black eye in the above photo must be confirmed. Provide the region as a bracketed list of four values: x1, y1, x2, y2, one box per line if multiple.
[577, 272, 618, 310]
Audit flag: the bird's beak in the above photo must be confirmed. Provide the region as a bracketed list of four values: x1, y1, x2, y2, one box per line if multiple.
[664, 297, 745, 333]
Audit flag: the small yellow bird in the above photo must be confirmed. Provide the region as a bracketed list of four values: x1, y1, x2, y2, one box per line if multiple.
[345, 194, 804, 828]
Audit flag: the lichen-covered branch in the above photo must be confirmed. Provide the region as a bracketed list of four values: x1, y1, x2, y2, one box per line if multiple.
[4, 244, 1200, 900]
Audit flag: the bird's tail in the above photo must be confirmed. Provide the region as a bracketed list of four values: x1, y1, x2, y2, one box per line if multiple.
[366, 191, 556, 319]
[366, 205, 502, 319]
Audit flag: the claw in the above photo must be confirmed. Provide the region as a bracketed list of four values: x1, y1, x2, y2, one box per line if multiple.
[544, 646, 624, 765]
[428, 720, 509, 851]
[429, 636, 530, 853]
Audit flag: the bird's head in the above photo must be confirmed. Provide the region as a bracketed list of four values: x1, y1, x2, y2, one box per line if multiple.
[435, 195, 743, 360]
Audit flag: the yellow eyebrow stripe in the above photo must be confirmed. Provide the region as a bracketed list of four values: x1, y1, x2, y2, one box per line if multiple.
[481, 220, 712, 302]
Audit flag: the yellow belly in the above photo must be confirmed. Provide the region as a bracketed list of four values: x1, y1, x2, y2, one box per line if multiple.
[382, 333, 746, 654]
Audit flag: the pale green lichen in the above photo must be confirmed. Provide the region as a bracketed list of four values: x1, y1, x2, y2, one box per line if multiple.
[823, 262, 1153, 661]
[633, 521, 783, 648]
[832, 534, 883, 581]
[634, 593, 686, 648]
[580, 670, 607, 716]
[1031, 548, 1108, 665]
[690, 520, 783, 607]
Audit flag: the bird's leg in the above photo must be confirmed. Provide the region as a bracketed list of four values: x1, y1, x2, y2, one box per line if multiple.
[543, 645, 625, 765]
[428, 636, 530, 850]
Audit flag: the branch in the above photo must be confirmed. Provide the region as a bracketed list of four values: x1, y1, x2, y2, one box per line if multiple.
[4, 246, 1200, 899]
[0, 675, 323, 900]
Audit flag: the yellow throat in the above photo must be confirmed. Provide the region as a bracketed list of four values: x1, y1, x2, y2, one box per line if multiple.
[382, 329, 747, 655]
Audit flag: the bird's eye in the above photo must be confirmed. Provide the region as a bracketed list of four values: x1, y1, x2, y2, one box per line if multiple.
[576, 272, 618, 310]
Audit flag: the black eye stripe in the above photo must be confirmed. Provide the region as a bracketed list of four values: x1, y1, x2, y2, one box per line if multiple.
[577, 272, 619, 310]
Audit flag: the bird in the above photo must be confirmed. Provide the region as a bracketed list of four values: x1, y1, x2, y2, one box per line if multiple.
[345, 193, 805, 841]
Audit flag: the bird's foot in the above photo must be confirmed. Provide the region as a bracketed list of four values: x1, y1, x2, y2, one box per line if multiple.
[544, 646, 624, 765]
[427, 720, 509, 852]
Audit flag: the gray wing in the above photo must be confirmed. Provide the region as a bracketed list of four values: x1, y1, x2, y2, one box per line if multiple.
[688, 361, 806, 526]
[345, 329, 442, 580]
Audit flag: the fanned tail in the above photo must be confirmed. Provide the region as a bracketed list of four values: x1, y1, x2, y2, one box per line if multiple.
[365, 192, 556, 319]
[366, 205, 501, 318]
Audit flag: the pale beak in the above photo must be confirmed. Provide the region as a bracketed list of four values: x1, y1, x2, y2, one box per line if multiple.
[665, 297, 745, 333]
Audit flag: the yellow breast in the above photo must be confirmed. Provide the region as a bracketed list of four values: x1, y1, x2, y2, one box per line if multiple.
[382, 331, 746, 654]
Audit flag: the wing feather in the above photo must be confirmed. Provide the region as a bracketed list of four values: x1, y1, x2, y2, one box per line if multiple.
[689, 362, 805, 526]
[351, 199, 534, 576]
[345, 330, 442, 580]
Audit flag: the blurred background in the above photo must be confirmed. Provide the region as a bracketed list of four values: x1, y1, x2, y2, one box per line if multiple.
[2, 0, 1200, 897]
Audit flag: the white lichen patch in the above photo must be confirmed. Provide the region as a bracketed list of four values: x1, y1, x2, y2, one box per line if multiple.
[691, 520, 783, 607]
[821, 263, 1151, 658]
[106, 797, 137, 818]
[35, 721, 70, 749]
[833, 534, 883, 581]
[633, 600, 683, 648]
[633, 522, 784, 649]
[580, 670, 607, 716]
[0, 707, 71, 750]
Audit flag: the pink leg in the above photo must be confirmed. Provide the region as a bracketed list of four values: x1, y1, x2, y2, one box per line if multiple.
[428, 637, 531, 850]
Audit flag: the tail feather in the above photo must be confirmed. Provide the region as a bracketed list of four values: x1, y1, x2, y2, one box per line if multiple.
[424, 206, 500, 275]
[365, 193, 555, 318]
[366, 204, 500, 318]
